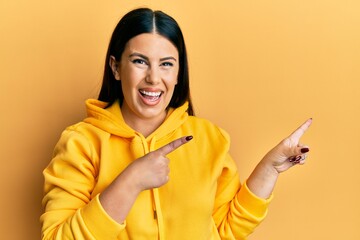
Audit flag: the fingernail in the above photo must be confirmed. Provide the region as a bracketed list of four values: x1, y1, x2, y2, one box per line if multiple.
[185, 136, 193, 141]
[301, 148, 309, 153]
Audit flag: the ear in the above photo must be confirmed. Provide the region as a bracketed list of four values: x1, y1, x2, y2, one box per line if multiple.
[109, 56, 121, 80]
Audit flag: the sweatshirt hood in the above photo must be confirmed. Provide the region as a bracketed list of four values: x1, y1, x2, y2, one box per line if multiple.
[83, 99, 189, 140]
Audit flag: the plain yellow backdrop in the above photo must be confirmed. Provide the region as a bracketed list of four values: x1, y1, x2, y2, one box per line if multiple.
[1, 0, 359, 239]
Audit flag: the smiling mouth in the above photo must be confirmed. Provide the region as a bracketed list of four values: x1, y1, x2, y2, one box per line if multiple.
[139, 89, 163, 102]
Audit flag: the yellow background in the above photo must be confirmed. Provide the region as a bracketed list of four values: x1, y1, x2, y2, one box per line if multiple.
[1, 0, 359, 239]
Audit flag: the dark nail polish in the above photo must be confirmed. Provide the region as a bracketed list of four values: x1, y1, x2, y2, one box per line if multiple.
[301, 148, 309, 153]
[185, 136, 193, 141]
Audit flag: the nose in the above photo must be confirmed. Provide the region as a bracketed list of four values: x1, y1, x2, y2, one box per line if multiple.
[145, 67, 161, 85]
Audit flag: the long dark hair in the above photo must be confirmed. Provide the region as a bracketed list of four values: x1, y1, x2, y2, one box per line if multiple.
[98, 8, 194, 116]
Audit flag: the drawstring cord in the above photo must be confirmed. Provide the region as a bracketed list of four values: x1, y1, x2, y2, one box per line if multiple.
[139, 135, 165, 239]
[149, 136, 157, 220]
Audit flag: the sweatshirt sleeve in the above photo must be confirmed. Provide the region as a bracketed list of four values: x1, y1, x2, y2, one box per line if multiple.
[212, 153, 273, 240]
[40, 128, 125, 240]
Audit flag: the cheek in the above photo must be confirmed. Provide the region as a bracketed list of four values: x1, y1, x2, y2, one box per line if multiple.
[165, 70, 179, 86]
[121, 71, 144, 90]
[120, 81, 130, 97]
[164, 78, 178, 93]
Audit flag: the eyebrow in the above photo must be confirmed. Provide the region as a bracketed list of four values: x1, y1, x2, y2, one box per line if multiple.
[129, 52, 177, 62]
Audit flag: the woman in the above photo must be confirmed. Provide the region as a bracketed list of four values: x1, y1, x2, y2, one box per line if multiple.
[41, 8, 312, 239]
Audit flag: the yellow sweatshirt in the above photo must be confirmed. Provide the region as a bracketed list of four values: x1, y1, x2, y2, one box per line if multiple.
[41, 99, 272, 240]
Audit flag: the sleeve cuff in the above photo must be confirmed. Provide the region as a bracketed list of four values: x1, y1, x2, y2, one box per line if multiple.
[236, 181, 273, 218]
[81, 194, 126, 239]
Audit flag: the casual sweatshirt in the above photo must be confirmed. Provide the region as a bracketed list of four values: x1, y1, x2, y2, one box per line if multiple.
[41, 99, 272, 240]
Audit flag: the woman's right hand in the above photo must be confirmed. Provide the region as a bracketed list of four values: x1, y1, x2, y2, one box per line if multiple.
[99, 136, 192, 223]
[127, 135, 193, 191]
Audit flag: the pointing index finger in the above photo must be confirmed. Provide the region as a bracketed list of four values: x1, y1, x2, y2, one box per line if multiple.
[289, 118, 312, 141]
[157, 136, 193, 156]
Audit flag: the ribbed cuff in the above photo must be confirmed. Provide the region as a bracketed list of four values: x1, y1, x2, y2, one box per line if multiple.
[81, 194, 126, 239]
[236, 181, 273, 218]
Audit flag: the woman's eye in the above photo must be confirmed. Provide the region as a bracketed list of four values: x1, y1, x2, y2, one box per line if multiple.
[161, 62, 174, 67]
[132, 59, 147, 65]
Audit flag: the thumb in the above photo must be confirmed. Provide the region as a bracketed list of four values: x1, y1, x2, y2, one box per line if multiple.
[293, 141, 310, 156]
[287, 144, 310, 159]
[297, 145, 310, 155]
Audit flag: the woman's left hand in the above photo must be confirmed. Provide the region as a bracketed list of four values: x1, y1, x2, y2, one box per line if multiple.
[262, 118, 312, 173]
[247, 118, 312, 199]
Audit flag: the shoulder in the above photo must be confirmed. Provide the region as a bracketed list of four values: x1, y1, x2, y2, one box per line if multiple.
[63, 121, 110, 139]
[54, 121, 107, 154]
[54, 122, 93, 149]
[186, 115, 229, 135]
[184, 116, 230, 145]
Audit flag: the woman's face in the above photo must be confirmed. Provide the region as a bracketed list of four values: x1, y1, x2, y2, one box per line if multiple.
[111, 33, 179, 126]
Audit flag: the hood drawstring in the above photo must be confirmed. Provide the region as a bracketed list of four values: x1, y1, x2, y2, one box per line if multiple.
[137, 135, 165, 240]
[149, 136, 165, 240]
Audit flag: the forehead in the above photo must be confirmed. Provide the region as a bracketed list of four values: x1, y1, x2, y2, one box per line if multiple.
[125, 33, 179, 58]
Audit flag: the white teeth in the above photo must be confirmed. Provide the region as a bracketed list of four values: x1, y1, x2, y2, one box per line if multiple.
[140, 90, 161, 97]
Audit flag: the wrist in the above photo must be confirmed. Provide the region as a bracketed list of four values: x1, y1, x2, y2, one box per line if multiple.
[120, 165, 143, 196]
[99, 168, 141, 224]
[259, 159, 280, 179]
[247, 160, 279, 199]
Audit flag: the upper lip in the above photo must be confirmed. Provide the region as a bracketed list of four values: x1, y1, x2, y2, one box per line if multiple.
[139, 88, 163, 96]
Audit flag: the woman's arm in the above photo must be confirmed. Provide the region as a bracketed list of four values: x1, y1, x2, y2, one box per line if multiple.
[247, 118, 312, 199]
[41, 129, 124, 240]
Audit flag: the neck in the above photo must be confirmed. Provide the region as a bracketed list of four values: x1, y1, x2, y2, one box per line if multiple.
[121, 110, 167, 138]
[128, 117, 165, 137]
